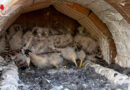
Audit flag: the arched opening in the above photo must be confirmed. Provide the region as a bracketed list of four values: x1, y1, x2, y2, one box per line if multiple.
[1, 1, 117, 65]
[0, 0, 130, 90]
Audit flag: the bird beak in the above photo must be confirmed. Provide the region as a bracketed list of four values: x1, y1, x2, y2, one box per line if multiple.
[79, 60, 83, 68]
[26, 57, 30, 67]
[62, 66, 67, 68]
[55, 65, 59, 68]
[74, 60, 78, 67]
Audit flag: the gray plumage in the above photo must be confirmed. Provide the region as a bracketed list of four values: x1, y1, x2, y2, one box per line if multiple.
[13, 53, 30, 67]
[9, 30, 23, 50]
[74, 35, 98, 53]
[77, 50, 86, 61]
[60, 47, 78, 67]
[77, 50, 86, 68]
[28, 52, 49, 68]
[48, 53, 63, 68]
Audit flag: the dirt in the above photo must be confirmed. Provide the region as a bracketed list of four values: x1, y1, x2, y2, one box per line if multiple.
[18, 65, 128, 90]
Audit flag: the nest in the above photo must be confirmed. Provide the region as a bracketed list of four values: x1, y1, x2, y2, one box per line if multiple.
[0, 24, 104, 69]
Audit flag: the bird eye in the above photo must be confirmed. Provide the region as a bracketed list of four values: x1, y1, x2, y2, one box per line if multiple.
[23, 44, 26, 47]
[16, 25, 22, 31]
[33, 31, 37, 36]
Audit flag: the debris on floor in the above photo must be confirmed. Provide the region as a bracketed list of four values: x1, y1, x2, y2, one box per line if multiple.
[18, 65, 129, 90]
[83, 61, 130, 85]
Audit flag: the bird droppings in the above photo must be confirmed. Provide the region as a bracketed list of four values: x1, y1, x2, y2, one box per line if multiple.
[18, 65, 129, 90]
[0, 61, 19, 90]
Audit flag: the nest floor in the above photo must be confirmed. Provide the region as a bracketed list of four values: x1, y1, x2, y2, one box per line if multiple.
[19, 66, 127, 90]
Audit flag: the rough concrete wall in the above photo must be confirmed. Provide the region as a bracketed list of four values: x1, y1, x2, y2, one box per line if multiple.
[99, 37, 110, 64]
[0, 0, 32, 34]
[105, 0, 130, 24]
[65, 0, 130, 68]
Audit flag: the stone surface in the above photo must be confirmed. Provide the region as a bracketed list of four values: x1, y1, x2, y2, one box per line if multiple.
[64, 0, 130, 67]
[105, 0, 130, 24]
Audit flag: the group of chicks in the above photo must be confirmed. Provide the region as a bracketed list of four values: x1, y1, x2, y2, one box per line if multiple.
[0, 24, 100, 69]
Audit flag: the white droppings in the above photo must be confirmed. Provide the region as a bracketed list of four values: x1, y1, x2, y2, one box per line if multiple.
[88, 61, 130, 85]
[51, 85, 64, 90]
[0, 62, 19, 90]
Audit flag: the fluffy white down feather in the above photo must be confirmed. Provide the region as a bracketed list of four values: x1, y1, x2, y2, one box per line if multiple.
[74, 35, 98, 53]
[31, 38, 48, 54]
[32, 27, 49, 39]
[15, 53, 29, 62]
[29, 53, 50, 68]
[60, 47, 77, 62]
[22, 31, 33, 47]
[77, 50, 86, 61]
[47, 34, 73, 48]
[7, 24, 21, 39]
[9, 30, 23, 50]
[48, 53, 63, 67]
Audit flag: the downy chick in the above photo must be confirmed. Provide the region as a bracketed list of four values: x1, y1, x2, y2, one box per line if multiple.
[9, 28, 23, 50]
[46, 34, 73, 50]
[6, 24, 21, 40]
[12, 53, 30, 68]
[31, 27, 49, 54]
[48, 53, 63, 68]
[77, 50, 86, 68]
[24, 49, 50, 68]
[31, 38, 48, 54]
[74, 35, 98, 53]
[51, 34, 73, 48]
[22, 31, 33, 48]
[60, 47, 78, 67]
[32, 26, 49, 39]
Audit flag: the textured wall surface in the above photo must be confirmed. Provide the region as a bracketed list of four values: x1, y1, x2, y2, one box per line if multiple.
[66, 0, 130, 67]
[105, 0, 130, 24]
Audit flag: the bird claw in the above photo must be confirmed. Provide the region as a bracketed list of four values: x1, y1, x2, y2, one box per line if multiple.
[55, 65, 67, 69]
[62, 65, 67, 68]
[74, 61, 78, 67]
[54, 65, 59, 69]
